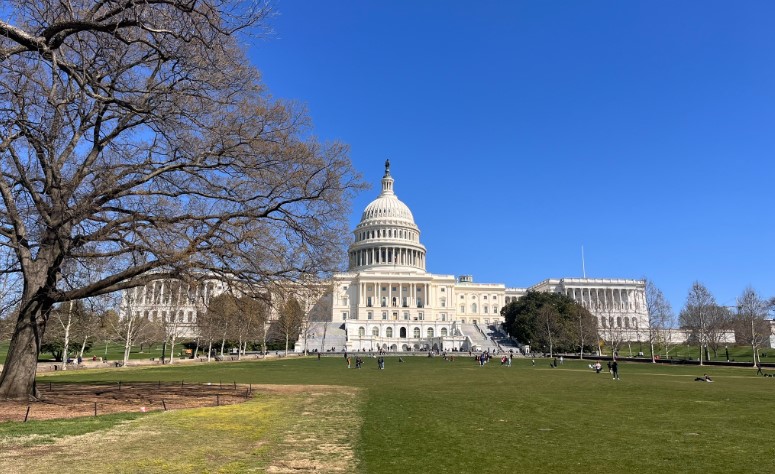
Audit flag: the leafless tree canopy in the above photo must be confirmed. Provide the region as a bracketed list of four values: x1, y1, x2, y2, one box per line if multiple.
[644, 279, 676, 360]
[0, 0, 365, 399]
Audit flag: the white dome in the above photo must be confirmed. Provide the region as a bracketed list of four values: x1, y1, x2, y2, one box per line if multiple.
[361, 194, 415, 223]
[347, 160, 426, 272]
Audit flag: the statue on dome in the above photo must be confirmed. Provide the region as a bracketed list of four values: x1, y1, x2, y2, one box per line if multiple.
[384, 159, 391, 175]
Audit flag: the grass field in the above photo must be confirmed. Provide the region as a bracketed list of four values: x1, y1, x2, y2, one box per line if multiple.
[2, 355, 774, 473]
[0, 341, 181, 365]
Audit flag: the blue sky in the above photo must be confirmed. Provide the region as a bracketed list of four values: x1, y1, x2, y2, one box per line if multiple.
[249, 1, 775, 314]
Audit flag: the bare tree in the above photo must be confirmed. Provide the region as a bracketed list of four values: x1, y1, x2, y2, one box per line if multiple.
[301, 288, 333, 354]
[274, 296, 304, 356]
[231, 296, 266, 359]
[645, 279, 675, 362]
[113, 291, 161, 367]
[535, 306, 560, 358]
[203, 292, 240, 359]
[158, 278, 199, 365]
[0, 1, 364, 399]
[705, 305, 733, 360]
[735, 287, 771, 367]
[679, 282, 716, 366]
[75, 296, 110, 359]
[599, 305, 625, 359]
[569, 304, 597, 360]
[51, 301, 76, 368]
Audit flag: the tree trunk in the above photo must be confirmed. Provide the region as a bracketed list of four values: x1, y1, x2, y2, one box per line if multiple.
[650, 341, 656, 363]
[699, 341, 704, 366]
[285, 333, 289, 356]
[207, 339, 213, 362]
[0, 293, 52, 400]
[79, 337, 89, 359]
[122, 318, 134, 366]
[262, 327, 267, 359]
[61, 303, 72, 371]
[169, 333, 177, 365]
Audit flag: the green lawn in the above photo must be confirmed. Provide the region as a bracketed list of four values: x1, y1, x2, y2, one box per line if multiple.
[2, 355, 773, 473]
[0, 341, 184, 365]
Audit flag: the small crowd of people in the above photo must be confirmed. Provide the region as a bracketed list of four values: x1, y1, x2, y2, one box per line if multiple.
[344, 351, 385, 370]
[588, 360, 619, 379]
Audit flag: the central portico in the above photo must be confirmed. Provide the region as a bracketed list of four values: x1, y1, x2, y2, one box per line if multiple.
[334, 160, 467, 351]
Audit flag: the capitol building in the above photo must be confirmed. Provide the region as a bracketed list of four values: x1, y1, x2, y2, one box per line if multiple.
[120, 161, 649, 354]
[296, 161, 648, 354]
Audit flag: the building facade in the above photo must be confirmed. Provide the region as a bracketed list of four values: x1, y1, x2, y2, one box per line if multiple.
[298, 161, 649, 353]
[120, 161, 650, 352]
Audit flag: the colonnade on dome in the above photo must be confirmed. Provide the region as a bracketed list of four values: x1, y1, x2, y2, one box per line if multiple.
[348, 246, 425, 271]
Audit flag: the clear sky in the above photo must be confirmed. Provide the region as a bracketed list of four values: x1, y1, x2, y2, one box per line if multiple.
[248, 0, 775, 314]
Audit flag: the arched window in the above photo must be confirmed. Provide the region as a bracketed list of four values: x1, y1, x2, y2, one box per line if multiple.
[427, 327, 434, 337]
[616, 317, 622, 328]
[632, 317, 638, 328]
[386, 327, 393, 338]
[372, 327, 379, 337]
[358, 327, 365, 336]
[441, 328, 448, 336]
[400, 327, 407, 338]
[413, 327, 421, 338]
[624, 318, 630, 328]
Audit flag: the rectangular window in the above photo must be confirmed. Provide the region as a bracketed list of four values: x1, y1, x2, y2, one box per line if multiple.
[419, 312, 424, 321]
[367, 311, 373, 320]
[382, 312, 387, 320]
[342, 312, 348, 320]
[403, 312, 409, 320]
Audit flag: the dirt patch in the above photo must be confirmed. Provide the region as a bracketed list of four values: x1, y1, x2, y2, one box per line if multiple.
[0, 382, 255, 423]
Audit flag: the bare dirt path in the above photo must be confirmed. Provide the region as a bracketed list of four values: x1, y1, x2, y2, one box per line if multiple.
[0, 382, 252, 422]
